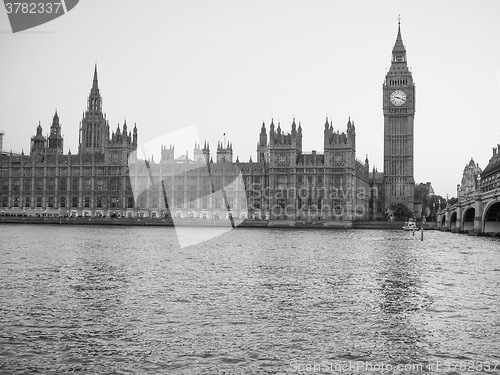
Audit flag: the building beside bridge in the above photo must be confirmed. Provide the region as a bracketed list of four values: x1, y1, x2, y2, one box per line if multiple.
[438, 149, 500, 235]
[0, 23, 420, 225]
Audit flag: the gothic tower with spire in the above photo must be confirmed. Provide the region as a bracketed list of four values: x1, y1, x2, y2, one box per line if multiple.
[383, 20, 415, 212]
[30, 122, 46, 155]
[47, 110, 64, 155]
[78, 64, 110, 154]
[257, 122, 269, 163]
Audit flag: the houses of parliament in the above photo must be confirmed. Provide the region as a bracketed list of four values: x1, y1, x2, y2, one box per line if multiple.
[0, 23, 416, 223]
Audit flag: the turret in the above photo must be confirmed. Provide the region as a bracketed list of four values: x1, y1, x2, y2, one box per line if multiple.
[202, 141, 210, 163]
[122, 120, 128, 137]
[193, 142, 206, 163]
[108, 120, 135, 148]
[160, 144, 174, 162]
[268, 117, 302, 167]
[259, 122, 267, 146]
[133, 123, 138, 145]
[30, 122, 46, 155]
[257, 121, 269, 163]
[217, 139, 233, 163]
[47, 110, 64, 154]
[324, 117, 355, 147]
[323, 117, 357, 170]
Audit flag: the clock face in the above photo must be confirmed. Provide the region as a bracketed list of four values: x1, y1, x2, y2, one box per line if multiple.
[390, 90, 406, 106]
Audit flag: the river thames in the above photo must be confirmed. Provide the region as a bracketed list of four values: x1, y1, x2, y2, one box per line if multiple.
[1, 225, 499, 374]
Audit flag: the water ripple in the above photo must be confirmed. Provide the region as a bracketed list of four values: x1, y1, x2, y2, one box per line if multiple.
[1, 226, 500, 373]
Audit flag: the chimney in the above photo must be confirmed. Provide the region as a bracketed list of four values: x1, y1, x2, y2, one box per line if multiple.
[0, 131, 3, 152]
[494, 147, 498, 156]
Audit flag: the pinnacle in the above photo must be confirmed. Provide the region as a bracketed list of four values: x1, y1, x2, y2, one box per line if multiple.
[92, 63, 99, 91]
[393, 20, 406, 54]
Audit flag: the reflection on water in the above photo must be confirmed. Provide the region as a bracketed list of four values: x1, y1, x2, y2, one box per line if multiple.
[1, 225, 499, 374]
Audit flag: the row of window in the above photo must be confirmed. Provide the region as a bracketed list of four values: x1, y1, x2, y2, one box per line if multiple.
[481, 173, 500, 184]
[0, 195, 249, 210]
[1, 154, 105, 164]
[388, 78, 409, 86]
[481, 183, 500, 193]
[0, 176, 369, 193]
[1, 178, 126, 192]
[2, 167, 125, 176]
[1, 196, 118, 209]
[480, 172, 500, 193]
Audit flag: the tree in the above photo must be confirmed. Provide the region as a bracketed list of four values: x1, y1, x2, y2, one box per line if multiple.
[427, 194, 446, 210]
[385, 203, 413, 221]
[414, 183, 432, 206]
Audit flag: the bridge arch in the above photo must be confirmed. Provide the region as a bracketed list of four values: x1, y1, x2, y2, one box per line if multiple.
[463, 207, 475, 233]
[483, 201, 500, 234]
[449, 211, 457, 231]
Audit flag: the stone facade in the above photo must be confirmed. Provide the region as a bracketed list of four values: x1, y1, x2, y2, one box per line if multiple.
[459, 159, 482, 199]
[480, 145, 500, 193]
[383, 21, 416, 212]
[0, 24, 415, 222]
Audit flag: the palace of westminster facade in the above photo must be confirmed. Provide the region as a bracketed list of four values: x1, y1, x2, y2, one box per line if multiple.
[0, 23, 416, 222]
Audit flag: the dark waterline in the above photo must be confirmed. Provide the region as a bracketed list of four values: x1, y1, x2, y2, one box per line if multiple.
[1, 225, 500, 374]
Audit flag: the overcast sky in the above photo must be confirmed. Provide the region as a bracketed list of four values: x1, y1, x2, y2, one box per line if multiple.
[1, 0, 499, 198]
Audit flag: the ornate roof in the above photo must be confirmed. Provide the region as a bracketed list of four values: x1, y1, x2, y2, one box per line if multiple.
[460, 158, 481, 197]
[481, 152, 500, 177]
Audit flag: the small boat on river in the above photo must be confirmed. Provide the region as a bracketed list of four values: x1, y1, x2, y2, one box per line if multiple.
[402, 218, 420, 231]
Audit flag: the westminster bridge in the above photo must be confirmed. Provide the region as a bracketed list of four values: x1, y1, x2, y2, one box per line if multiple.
[437, 189, 500, 235]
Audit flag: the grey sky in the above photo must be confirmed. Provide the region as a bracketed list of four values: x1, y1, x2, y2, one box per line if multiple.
[1, 0, 499, 198]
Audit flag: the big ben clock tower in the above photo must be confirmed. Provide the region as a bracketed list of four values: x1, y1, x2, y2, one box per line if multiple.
[383, 20, 415, 212]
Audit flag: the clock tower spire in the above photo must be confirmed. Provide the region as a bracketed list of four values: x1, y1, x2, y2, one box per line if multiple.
[383, 19, 416, 212]
[392, 18, 406, 62]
